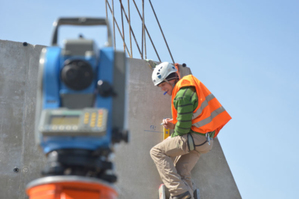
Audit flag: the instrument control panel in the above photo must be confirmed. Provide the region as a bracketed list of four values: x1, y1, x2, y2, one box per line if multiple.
[39, 108, 108, 136]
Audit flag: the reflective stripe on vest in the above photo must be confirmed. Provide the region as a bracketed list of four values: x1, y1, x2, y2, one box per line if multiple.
[192, 93, 215, 120]
[192, 106, 225, 128]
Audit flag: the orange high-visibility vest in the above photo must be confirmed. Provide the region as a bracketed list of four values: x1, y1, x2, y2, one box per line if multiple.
[171, 75, 231, 138]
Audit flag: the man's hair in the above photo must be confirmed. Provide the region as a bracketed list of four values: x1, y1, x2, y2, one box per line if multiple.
[157, 72, 179, 86]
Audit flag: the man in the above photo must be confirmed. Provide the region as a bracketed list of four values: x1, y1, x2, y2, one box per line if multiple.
[150, 62, 231, 199]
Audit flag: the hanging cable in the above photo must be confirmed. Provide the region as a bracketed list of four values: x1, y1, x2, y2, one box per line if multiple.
[132, 0, 161, 62]
[148, 0, 175, 63]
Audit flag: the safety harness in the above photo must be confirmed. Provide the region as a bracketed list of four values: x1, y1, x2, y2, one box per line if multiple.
[187, 132, 213, 152]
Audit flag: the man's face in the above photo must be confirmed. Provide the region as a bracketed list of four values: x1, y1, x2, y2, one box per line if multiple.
[158, 80, 175, 96]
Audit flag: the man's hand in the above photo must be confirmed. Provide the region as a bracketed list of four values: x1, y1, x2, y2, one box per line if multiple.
[161, 118, 175, 129]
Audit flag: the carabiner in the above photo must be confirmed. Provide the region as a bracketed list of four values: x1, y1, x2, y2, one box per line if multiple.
[206, 133, 211, 145]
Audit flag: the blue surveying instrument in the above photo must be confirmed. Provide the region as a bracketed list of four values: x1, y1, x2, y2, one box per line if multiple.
[27, 18, 128, 197]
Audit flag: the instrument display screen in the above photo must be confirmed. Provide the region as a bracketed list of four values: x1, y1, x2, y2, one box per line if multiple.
[50, 115, 80, 125]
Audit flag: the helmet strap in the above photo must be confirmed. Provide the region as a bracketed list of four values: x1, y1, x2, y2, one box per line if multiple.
[165, 78, 178, 89]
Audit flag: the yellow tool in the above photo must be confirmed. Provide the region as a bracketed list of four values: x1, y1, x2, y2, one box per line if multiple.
[163, 127, 170, 140]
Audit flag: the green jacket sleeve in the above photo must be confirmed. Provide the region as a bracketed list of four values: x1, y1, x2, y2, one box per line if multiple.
[172, 87, 198, 137]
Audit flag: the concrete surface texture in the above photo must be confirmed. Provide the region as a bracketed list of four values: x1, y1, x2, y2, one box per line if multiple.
[0, 39, 241, 199]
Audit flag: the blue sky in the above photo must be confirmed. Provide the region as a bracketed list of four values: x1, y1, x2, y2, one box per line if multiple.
[1, 0, 299, 198]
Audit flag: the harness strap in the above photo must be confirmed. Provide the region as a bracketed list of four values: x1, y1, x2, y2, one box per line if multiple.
[187, 133, 195, 152]
[187, 132, 213, 152]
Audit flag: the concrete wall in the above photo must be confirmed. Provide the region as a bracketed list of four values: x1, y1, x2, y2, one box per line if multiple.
[0, 40, 47, 199]
[0, 40, 241, 199]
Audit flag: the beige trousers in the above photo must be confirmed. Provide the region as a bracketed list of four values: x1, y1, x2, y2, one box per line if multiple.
[150, 133, 213, 198]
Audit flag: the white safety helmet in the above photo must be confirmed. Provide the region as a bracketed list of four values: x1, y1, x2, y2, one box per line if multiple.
[152, 62, 177, 86]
